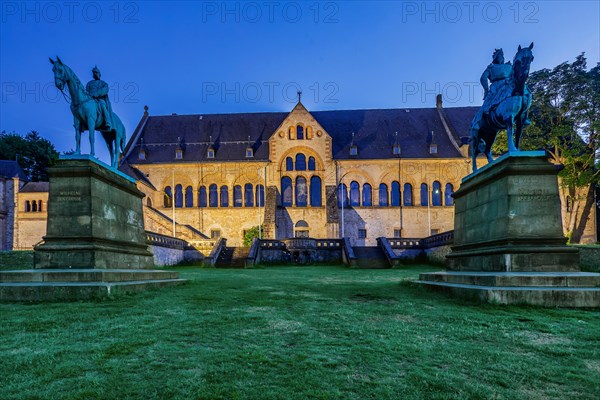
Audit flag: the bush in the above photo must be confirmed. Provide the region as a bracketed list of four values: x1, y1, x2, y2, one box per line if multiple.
[243, 226, 263, 247]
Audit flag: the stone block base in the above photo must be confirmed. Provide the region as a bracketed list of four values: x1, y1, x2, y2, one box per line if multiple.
[34, 240, 154, 269]
[446, 244, 580, 272]
[418, 271, 600, 308]
[0, 269, 186, 302]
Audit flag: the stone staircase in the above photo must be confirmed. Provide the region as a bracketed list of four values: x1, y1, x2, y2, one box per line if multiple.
[417, 271, 600, 307]
[216, 246, 251, 268]
[352, 246, 390, 269]
[0, 269, 187, 302]
[144, 206, 208, 241]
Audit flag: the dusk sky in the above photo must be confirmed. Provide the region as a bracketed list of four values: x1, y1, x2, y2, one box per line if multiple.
[1, 1, 599, 164]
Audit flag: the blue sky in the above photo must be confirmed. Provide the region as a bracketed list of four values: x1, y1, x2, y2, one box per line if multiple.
[1, 1, 599, 164]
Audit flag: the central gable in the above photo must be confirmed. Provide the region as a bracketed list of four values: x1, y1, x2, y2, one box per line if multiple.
[268, 102, 334, 169]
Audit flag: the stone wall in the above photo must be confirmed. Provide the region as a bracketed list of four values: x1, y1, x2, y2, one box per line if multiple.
[0, 250, 33, 270]
[425, 245, 452, 265]
[14, 218, 46, 250]
[256, 239, 343, 265]
[574, 245, 600, 273]
[150, 245, 203, 267]
[0, 177, 20, 251]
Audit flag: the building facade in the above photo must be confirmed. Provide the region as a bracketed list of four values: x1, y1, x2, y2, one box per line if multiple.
[120, 98, 484, 246]
[0, 161, 27, 250]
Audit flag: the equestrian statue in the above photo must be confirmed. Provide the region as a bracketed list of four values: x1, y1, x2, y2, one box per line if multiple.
[469, 43, 534, 172]
[50, 57, 126, 168]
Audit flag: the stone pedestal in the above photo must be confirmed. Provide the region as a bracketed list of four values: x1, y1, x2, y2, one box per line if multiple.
[1, 156, 186, 302]
[446, 152, 579, 272]
[418, 152, 600, 308]
[34, 156, 154, 269]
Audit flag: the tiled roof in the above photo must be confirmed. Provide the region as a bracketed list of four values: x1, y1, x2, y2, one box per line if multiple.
[20, 182, 49, 192]
[311, 107, 477, 159]
[122, 106, 479, 164]
[0, 160, 28, 181]
[124, 112, 287, 164]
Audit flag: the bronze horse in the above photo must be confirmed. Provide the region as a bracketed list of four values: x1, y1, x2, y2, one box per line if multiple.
[50, 57, 126, 168]
[469, 43, 534, 172]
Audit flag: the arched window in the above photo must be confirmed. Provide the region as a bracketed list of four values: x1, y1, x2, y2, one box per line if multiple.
[306, 126, 314, 139]
[38, 200, 42, 212]
[281, 177, 292, 207]
[185, 186, 193, 208]
[256, 184, 264, 207]
[391, 181, 401, 206]
[362, 184, 372, 206]
[403, 183, 413, 206]
[32, 200, 37, 212]
[220, 186, 229, 207]
[338, 183, 348, 208]
[310, 176, 322, 206]
[146, 197, 152, 207]
[432, 181, 442, 206]
[209, 184, 218, 207]
[350, 181, 360, 206]
[296, 177, 308, 207]
[296, 125, 304, 140]
[379, 184, 389, 206]
[164, 186, 172, 208]
[286, 157, 293, 171]
[234, 185, 242, 207]
[445, 183, 454, 206]
[244, 183, 254, 207]
[25, 200, 31, 212]
[420, 183, 429, 206]
[308, 156, 316, 171]
[295, 153, 306, 171]
[175, 184, 183, 208]
[198, 186, 207, 207]
[295, 220, 309, 238]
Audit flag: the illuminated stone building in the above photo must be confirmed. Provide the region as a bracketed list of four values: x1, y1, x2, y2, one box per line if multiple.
[120, 97, 483, 247]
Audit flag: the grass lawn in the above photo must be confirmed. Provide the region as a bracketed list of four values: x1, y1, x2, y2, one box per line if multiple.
[1, 265, 599, 400]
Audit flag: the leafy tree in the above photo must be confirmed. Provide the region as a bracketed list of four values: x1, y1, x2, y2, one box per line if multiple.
[494, 53, 599, 242]
[0, 131, 59, 181]
[243, 226, 263, 247]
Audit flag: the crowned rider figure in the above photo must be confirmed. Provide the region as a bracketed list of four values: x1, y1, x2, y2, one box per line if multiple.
[480, 48, 531, 126]
[480, 49, 512, 115]
[85, 66, 113, 131]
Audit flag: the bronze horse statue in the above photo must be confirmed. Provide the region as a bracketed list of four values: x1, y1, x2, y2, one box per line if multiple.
[50, 57, 126, 168]
[469, 43, 534, 172]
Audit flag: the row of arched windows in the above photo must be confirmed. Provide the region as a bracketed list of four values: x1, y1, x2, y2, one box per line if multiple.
[285, 154, 317, 171]
[281, 176, 322, 207]
[24, 200, 43, 212]
[337, 181, 454, 207]
[164, 184, 265, 208]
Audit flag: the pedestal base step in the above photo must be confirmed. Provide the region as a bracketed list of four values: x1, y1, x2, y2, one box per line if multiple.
[0, 269, 187, 302]
[417, 271, 600, 308]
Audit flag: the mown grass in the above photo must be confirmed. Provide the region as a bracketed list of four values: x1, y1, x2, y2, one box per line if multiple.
[1, 265, 599, 399]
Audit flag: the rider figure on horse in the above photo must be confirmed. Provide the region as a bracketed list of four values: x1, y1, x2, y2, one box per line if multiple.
[85, 66, 113, 132]
[480, 48, 531, 127]
[480, 49, 512, 119]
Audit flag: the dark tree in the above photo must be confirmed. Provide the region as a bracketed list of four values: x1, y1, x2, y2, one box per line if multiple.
[0, 131, 59, 181]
